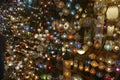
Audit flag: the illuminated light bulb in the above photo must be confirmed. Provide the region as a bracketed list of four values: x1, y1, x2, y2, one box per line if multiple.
[11, 16, 15, 21]
[25, 45, 29, 48]
[48, 66, 52, 70]
[82, 13, 86, 18]
[66, 2, 71, 8]
[79, 8, 83, 12]
[47, 58, 50, 61]
[106, 58, 115, 65]
[15, 66, 20, 70]
[8, 62, 13, 66]
[37, 28, 41, 32]
[62, 53, 65, 55]
[34, 75, 38, 80]
[34, 34, 39, 38]
[29, 60, 33, 64]
[115, 67, 120, 72]
[88, 53, 96, 59]
[45, 54, 48, 58]
[70, 61, 73, 66]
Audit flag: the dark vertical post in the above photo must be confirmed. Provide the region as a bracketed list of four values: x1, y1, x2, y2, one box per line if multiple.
[0, 33, 6, 80]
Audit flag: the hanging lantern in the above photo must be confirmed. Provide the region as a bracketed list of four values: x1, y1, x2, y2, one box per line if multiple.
[106, 6, 119, 21]
[105, 58, 115, 65]
[62, 8, 70, 16]
[79, 64, 84, 71]
[105, 66, 113, 73]
[64, 70, 71, 77]
[56, 1, 65, 9]
[84, 66, 90, 72]
[94, 41, 101, 49]
[77, 49, 85, 55]
[90, 68, 96, 75]
[91, 60, 99, 67]
[82, 45, 89, 51]
[94, 1, 107, 15]
[98, 62, 106, 70]
[107, 25, 115, 36]
[88, 53, 96, 60]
